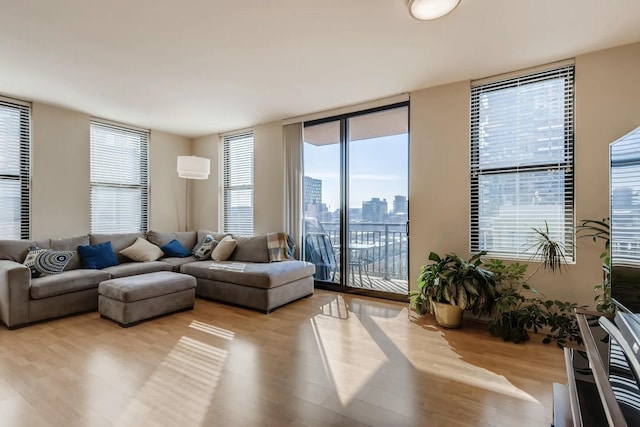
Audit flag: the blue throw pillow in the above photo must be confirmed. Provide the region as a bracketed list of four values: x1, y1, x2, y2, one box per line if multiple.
[161, 239, 192, 258]
[77, 241, 118, 269]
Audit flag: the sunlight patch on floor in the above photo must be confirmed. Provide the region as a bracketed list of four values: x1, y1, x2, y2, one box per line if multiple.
[188, 320, 235, 340]
[312, 296, 387, 406]
[319, 296, 349, 319]
[370, 314, 541, 404]
[114, 336, 228, 426]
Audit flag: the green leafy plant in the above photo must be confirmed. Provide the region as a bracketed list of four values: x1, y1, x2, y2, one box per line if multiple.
[529, 221, 570, 274]
[410, 251, 497, 316]
[576, 218, 613, 314]
[485, 259, 582, 345]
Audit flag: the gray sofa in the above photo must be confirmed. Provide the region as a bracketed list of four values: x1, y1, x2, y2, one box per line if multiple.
[0, 230, 315, 329]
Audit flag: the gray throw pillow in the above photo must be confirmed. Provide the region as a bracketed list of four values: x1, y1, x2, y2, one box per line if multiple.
[192, 234, 218, 260]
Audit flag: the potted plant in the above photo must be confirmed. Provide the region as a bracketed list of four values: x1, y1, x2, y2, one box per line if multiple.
[410, 251, 497, 328]
[485, 222, 583, 345]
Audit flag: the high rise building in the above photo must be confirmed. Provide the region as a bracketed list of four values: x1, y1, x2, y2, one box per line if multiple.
[303, 176, 322, 209]
[393, 195, 408, 214]
[362, 197, 387, 222]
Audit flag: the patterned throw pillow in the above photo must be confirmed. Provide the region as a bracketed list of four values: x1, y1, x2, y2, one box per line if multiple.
[23, 246, 75, 278]
[192, 234, 218, 260]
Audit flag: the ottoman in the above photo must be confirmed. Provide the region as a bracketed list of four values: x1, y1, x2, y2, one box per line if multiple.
[98, 271, 196, 327]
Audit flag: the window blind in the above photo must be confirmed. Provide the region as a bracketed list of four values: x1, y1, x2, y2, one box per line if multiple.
[0, 99, 30, 239]
[222, 131, 254, 236]
[610, 127, 640, 267]
[90, 121, 149, 234]
[470, 65, 575, 260]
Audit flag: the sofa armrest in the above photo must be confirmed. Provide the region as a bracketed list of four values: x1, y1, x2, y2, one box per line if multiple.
[0, 260, 31, 328]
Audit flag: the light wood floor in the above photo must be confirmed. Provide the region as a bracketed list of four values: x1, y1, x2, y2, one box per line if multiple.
[0, 290, 566, 426]
[330, 274, 408, 295]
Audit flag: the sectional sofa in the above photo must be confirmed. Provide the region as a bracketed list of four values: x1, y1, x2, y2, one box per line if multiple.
[0, 230, 315, 329]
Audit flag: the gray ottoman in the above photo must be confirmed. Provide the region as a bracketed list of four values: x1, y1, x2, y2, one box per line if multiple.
[98, 271, 196, 327]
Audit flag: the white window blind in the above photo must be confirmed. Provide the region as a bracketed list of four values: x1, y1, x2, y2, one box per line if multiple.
[90, 121, 149, 234]
[470, 65, 575, 260]
[222, 131, 254, 236]
[610, 127, 640, 268]
[0, 99, 30, 239]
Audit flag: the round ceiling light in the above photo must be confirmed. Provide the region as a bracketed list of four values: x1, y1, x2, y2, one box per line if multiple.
[409, 0, 461, 20]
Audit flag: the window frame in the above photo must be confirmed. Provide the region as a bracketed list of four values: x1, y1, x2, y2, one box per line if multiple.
[469, 65, 575, 260]
[0, 98, 31, 239]
[221, 130, 254, 236]
[89, 120, 149, 234]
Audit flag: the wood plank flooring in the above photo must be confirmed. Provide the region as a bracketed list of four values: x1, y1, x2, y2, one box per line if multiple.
[0, 290, 566, 426]
[331, 274, 408, 295]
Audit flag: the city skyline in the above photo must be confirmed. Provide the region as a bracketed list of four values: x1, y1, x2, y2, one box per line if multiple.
[303, 133, 408, 211]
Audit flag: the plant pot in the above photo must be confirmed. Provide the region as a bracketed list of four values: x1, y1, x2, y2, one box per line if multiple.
[432, 301, 463, 328]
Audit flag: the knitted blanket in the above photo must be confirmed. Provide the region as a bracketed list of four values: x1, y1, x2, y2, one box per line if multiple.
[267, 232, 295, 262]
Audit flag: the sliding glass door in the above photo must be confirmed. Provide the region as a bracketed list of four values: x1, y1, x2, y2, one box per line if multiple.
[303, 103, 409, 297]
[302, 120, 341, 285]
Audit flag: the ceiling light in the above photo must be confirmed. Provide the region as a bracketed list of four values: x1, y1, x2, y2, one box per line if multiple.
[409, 0, 461, 20]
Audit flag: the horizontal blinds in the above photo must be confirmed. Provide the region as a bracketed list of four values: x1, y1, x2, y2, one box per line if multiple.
[0, 100, 30, 239]
[610, 127, 640, 267]
[223, 131, 254, 236]
[470, 65, 575, 259]
[90, 121, 149, 233]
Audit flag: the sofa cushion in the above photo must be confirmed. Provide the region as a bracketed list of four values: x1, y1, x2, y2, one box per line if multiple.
[160, 256, 197, 272]
[181, 260, 315, 289]
[147, 230, 197, 251]
[99, 271, 196, 303]
[0, 239, 49, 262]
[212, 236, 236, 261]
[228, 235, 270, 263]
[49, 235, 90, 270]
[78, 241, 119, 269]
[102, 261, 172, 279]
[160, 239, 192, 258]
[90, 233, 144, 264]
[23, 247, 75, 278]
[30, 269, 111, 299]
[120, 238, 164, 262]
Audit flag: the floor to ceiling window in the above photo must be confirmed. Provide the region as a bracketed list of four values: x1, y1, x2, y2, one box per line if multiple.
[303, 102, 409, 298]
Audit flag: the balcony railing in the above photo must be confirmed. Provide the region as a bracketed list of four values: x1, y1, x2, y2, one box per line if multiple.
[319, 222, 408, 281]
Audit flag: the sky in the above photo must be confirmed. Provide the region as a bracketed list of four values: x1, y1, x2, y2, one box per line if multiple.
[304, 133, 408, 211]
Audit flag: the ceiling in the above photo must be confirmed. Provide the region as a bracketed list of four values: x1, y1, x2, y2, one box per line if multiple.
[0, 0, 639, 138]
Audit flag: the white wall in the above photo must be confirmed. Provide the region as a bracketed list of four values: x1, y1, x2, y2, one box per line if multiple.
[253, 121, 285, 234]
[28, 102, 190, 239]
[31, 103, 91, 239]
[407, 42, 640, 307]
[149, 130, 192, 232]
[191, 121, 285, 235]
[191, 133, 219, 231]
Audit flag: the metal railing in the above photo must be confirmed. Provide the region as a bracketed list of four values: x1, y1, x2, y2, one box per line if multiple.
[319, 222, 408, 280]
